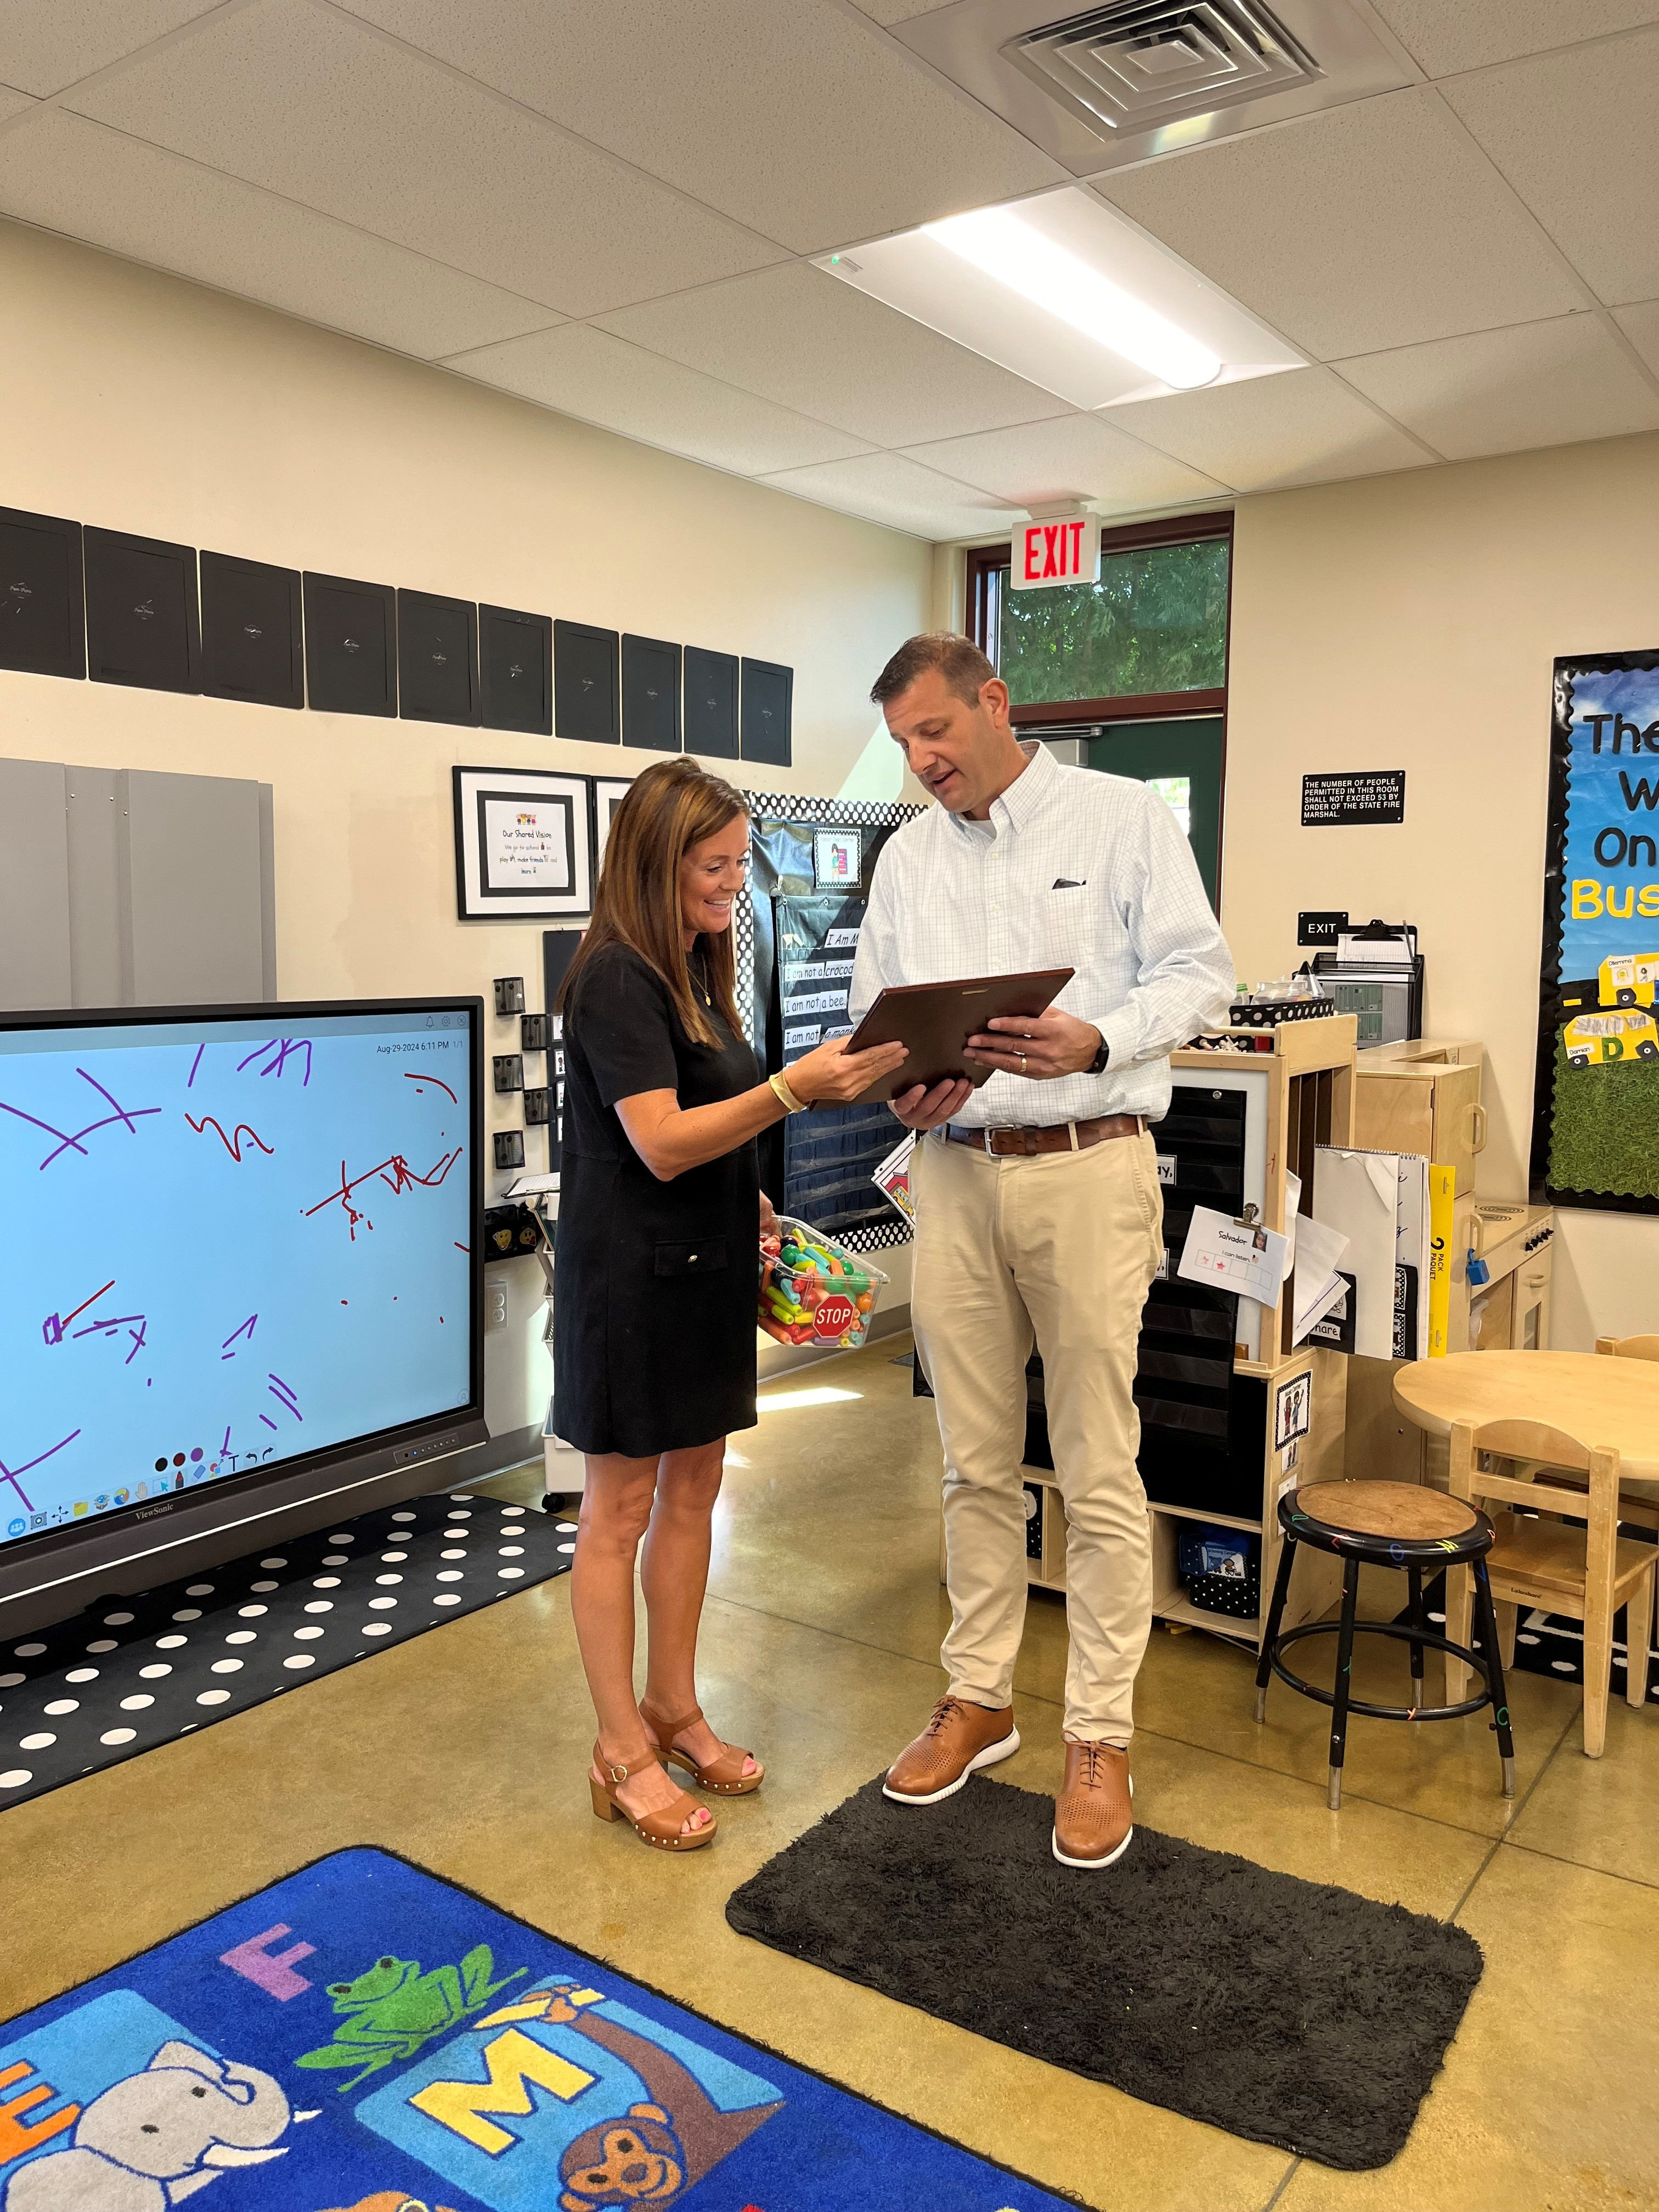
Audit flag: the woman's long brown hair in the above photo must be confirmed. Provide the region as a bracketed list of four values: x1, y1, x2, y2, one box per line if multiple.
[558, 758, 747, 1049]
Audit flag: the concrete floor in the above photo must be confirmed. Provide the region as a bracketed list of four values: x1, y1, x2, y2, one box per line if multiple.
[7, 1336, 1657, 2210]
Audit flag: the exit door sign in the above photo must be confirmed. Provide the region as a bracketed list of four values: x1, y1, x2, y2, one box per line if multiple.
[1012, 517, 1099, 591]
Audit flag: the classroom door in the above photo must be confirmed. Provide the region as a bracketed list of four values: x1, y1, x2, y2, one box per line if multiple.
[1086, 716, 1224, 913]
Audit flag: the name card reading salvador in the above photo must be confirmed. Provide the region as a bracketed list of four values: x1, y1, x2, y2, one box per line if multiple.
[1301, 771, 1406, 827]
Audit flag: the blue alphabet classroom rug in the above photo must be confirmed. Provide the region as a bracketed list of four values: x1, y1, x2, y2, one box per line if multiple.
[0, 1846, 1075, 2212]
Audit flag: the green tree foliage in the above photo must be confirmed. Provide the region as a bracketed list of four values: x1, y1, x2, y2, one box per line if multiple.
[998, 539, 1229, 706]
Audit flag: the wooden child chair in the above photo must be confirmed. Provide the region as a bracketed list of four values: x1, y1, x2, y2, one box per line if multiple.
[1589, 1337, 1659, 1536]
[1446, 1419, 1656, 1758]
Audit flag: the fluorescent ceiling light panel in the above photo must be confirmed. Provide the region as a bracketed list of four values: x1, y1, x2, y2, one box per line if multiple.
[820, 186, 1301, 411]
[925, 206, 1220, 390]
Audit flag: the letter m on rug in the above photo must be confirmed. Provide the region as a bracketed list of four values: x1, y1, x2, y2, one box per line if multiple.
[409, 2028, 596, 2152]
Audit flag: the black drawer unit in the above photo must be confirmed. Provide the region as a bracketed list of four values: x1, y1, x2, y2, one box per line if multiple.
[1148, 1081, 1248, 1265]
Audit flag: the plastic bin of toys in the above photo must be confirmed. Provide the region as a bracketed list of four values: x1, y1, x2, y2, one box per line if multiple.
[758, 1216, 888, 1350]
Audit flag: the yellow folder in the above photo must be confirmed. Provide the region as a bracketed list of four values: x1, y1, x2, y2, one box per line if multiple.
[1426, 1165, 1456, 1357]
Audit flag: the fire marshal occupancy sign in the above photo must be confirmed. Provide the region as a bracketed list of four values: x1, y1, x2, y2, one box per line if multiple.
[1301, 771, 1406, 826]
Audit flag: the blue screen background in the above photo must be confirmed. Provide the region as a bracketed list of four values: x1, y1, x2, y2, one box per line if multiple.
[0, 1011, 473, 1549]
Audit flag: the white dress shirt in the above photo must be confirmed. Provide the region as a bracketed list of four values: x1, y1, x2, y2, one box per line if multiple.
[849, 740, 1234, 1128]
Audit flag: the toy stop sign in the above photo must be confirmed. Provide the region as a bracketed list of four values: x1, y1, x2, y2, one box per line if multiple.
[813, 1293, 857, 1339]
[1012, 517, 1100, 591]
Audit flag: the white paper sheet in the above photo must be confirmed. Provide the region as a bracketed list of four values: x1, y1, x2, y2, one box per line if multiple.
[1290, 1211, 1352, 1345]
[1311, 1148, 1400, 1358]
[1177, 1205, 1290, 1308]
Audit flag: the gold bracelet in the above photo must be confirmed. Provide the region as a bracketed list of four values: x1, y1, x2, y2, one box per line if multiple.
[769, 1070, 808, 1115]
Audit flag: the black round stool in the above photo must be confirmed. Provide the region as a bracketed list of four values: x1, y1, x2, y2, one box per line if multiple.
[1254, 1479, 1516, 1809]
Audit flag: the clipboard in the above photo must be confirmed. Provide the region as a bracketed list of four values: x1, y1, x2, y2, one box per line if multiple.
[838, 968, 1074, 1107]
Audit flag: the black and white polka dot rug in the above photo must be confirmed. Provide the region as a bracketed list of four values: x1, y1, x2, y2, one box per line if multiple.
[1404, 1568, 1659, 1702]
[0, 1491, 576, 1808]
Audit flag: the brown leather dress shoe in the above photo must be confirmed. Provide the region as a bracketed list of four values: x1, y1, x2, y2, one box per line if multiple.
[1052, 1741, 1133, 1867]
[883, 1694, 1020, 1805]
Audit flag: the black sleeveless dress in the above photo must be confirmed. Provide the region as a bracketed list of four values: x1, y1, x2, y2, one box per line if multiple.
[554, 943, 761, 1458]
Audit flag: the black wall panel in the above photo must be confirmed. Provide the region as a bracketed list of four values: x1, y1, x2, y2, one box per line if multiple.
[0, 506, 84, 680]
[622, 633, 681, 753]
[554, 619, 619, 744]
[741, 656, 792, 767]
[200, 551, 303, 709]
[684, 646, 738, 758]
[84, 527, 200, 693]
[303, 572, 397, 718]
[398, 589, 479, 726]
[481, 604, 552, 735]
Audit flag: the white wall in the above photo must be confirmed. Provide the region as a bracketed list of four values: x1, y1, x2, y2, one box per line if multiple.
[0, 217, 932, 1003]
[1221, 431, 1659, 1350]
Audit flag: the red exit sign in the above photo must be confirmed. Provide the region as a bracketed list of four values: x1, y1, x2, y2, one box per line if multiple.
[1012, 516, 1099, 591]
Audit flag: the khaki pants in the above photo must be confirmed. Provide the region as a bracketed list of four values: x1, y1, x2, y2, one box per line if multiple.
[910, 1127, 1163, 1743]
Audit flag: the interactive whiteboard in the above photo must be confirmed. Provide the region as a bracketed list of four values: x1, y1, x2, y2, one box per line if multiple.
[0, 1006, 477, 1555]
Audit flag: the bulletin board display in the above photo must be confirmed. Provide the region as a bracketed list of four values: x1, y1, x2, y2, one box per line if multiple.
[1531, 650, 1659, 1214]
[735, 791, 920, 1252]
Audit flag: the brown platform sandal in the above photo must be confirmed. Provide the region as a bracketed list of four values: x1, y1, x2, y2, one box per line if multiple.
[640, 1701, 764, 1796]
[588, 1746, 716, 1852]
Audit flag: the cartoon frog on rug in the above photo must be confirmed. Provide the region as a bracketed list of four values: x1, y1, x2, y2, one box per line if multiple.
[298, 1951, 527, 2094]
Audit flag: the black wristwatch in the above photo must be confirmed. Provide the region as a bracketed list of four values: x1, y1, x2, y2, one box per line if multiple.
[1086, 1029, 1110, 1076]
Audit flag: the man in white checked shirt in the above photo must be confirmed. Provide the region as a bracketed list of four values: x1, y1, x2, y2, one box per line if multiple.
[850, 633, 1233, 1868]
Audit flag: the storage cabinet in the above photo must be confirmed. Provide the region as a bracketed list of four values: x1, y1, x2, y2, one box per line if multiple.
[1352, 1039, 1487, 1199]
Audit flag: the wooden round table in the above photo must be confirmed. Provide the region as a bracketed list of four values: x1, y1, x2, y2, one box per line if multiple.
[1393, 1351, 1659, 1479]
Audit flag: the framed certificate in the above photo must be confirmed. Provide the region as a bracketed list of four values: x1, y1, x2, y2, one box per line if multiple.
[453, 766, 593, 920]
[592, 776, 633, 879]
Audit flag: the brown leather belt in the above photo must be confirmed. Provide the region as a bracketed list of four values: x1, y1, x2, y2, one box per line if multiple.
[941, 1114, 1145, 1156]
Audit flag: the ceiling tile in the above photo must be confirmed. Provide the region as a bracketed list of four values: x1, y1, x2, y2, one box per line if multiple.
[596, 263, 1071, 448]
[900, 413, 1226, 514]
[0, 0, 223, 97]
[1334, 313, 1659, 460]
[849, 1, 950, 22]
[1442, 30, 1659, 306]
[70, 0, 783, 315]
[1094, 89, 1588, 359]
[1614, 299, 1659, 377]
[1108, 368, 1434, 492]
[443, 324, 875, 476]
[0, 108, 558, 358]
[334, 0, 1064, 252]
[758, 452, 1016, 540]
[0, 87, 36, 123]
[1368, 0, 1659, 77]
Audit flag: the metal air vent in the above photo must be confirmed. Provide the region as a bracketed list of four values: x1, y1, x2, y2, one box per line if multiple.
[895, 0, 1414, 176]
[1007, 2, 1320, 139]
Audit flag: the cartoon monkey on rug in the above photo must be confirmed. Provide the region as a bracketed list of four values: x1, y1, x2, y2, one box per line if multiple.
[499, 1990, 781, 2211]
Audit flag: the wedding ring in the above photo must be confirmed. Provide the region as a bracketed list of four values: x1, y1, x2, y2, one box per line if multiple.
[1019, 1052, 1028, 1074]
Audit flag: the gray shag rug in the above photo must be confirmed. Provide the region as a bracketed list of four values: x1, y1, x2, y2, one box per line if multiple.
[726, 1774, 1483, 2170]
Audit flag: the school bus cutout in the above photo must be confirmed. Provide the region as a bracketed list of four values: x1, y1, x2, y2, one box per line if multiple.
[1564, 1007, 1659, 1067]
[1598, 952, 1659, 1007]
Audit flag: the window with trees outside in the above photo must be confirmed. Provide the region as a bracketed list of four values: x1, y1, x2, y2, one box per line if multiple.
[967, 512, 1231, 911]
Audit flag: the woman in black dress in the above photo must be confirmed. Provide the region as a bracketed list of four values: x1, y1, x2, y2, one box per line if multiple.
[555, 759, 906, 1853]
